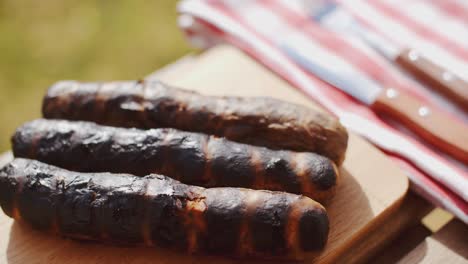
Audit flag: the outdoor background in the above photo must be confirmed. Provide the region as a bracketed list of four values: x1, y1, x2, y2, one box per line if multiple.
[0, 0, 192, 152]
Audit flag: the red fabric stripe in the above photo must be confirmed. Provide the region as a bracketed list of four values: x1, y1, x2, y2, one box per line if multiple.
[335, 2, 404, 48]
[428, 0, 468, 24]
[193, 18, 226, 36]
[367, 0, 468, 61]
[263, 0, 393, 85]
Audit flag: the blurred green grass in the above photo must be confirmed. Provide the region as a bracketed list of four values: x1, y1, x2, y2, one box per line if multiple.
[0, 0, 192, 152]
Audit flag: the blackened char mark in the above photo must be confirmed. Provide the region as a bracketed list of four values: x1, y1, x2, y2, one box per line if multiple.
[146, 177, 193, 250]
[162, 130, 207, 182]
[18, 170, 58, 230]
[261, 150, 302, 194]
[207, 137, 256, 188]
[250, 193, 291, 255]
[201, 188, 246, 255]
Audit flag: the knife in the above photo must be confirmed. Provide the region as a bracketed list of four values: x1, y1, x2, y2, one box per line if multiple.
[281, 34, 468, 163]
[309, 2, 468, 113]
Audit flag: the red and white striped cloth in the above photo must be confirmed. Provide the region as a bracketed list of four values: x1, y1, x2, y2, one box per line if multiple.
[177, 0, 468, 223]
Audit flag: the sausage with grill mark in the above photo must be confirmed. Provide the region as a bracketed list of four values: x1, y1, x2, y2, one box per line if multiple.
[42, 80, 348, 165]
[0, 158, 329, 260]
[12, 119, 339, 202]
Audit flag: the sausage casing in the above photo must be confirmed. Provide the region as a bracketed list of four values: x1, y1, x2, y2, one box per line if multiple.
[12, 119, 339, 202]
[0, 158, 329, 260]
[42, 80, 348, 165]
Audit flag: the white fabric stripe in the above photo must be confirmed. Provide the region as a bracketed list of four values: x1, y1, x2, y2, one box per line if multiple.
[178, 16, 224, 49]
[228, 3, 291, 43]
[338, 0, 468, 80]
[281, 32, 382, 104]
[382, 0, 468, 48]
[178, 0, 468, 203]
[221, 0, 251, 9]
[277, 0, 307, 15]
[453, 0, 468, 10]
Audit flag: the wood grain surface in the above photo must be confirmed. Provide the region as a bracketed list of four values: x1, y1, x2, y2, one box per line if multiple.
[0, 45, 420, 263]
[398, 219, 468, 263]
[369, 221, 432, 263]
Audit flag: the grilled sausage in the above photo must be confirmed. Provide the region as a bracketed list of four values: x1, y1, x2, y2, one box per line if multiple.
[12, 119, 339, 202]
[0, 158, 329, 260]
[42, 80, 348, 165]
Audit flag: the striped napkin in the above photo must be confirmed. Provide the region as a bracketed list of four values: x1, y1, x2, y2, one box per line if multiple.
[177, 0, 468, 223]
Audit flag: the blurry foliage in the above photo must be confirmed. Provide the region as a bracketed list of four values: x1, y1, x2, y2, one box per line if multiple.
[0, 0, 192, 151]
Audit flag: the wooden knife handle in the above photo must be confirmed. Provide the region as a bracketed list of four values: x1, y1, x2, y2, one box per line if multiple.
[372, 88, 468, 163]
[396, 48, 468, 113]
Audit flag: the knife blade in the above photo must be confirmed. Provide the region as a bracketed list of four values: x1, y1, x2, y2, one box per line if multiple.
[281, 34, 468, 163]
[309, 2, 468, 113]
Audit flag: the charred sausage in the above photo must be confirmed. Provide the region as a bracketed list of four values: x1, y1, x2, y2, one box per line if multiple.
[42, 80, 348, 165]
[12, 119, 339, 202]
[0, 158, 329, 260]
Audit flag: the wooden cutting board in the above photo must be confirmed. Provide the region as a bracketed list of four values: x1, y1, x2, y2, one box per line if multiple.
[0, 45, 417, 263]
